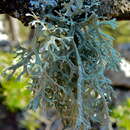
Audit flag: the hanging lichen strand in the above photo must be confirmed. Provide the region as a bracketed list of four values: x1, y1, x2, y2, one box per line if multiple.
[6, 0, 121, 129]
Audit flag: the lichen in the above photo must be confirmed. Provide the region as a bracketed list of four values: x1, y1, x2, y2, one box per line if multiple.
[5, 0, 121, 129]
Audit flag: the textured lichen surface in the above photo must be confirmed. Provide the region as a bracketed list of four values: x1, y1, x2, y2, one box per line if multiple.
[5, 0, 121, 129]
[98, 0, 130, 19]
[1, 0, 130, 24]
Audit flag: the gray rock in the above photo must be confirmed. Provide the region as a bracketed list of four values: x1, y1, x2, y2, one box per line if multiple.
[106, 43, 130, 88]
[0, 40, 12, 52]
[106, 58, 130, 88]
[117, 43, 130, 61]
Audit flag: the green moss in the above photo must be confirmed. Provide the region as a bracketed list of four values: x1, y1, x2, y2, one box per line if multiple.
[111, 99, 130, 130]
[0, 52, 31, 111]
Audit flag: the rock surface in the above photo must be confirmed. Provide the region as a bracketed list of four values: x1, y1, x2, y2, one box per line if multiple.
[106, 43, 130, 88]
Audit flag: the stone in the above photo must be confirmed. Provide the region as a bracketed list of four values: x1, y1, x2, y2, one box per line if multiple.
[106, 43, 130, 88]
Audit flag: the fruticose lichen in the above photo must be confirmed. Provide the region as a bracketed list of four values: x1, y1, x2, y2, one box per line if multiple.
[5, 0, 121, 129]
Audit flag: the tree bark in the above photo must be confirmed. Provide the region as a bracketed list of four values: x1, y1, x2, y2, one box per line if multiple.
[0, 0, 34, 26]
[99, 0, 130, 20]
[0, 0, 130, 25]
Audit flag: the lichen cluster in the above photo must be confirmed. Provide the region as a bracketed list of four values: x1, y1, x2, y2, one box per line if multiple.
[6, 0, 120, 129]
[98, 0, 130, 19]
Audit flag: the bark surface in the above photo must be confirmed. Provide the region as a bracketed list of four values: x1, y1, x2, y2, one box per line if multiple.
[0, 0, 130, 25]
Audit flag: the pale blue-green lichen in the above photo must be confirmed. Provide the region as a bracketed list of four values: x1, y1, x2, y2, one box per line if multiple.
[6, 0, 121, 129]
